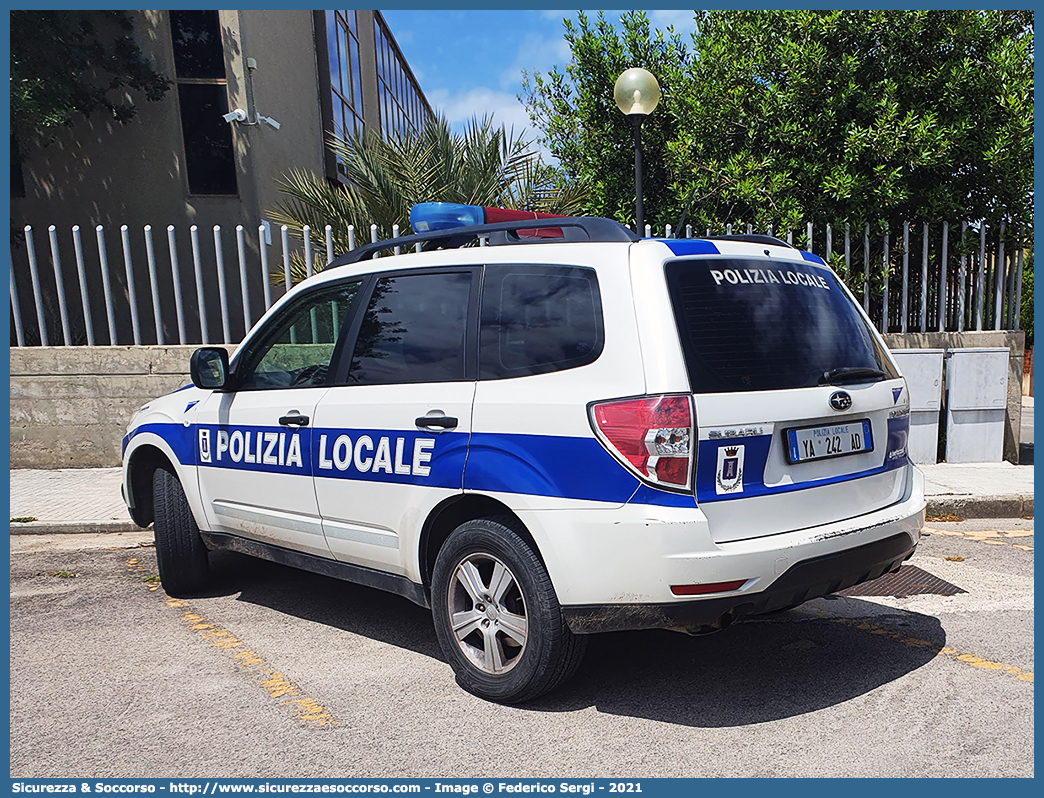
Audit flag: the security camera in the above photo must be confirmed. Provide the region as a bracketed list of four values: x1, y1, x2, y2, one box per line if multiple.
[257, 114, 281, 131]
[222, 108, 248, 123]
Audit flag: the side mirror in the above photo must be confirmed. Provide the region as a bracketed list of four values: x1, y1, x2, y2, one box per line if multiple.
[190, 347, 230, 390]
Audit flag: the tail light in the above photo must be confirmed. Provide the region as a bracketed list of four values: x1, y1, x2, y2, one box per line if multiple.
[589, 395, 694, 490]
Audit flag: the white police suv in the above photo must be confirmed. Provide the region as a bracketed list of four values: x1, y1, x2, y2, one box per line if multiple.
[122, 204, 924, 703]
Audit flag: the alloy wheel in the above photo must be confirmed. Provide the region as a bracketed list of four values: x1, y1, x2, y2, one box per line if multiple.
[447, 553, 528, 674]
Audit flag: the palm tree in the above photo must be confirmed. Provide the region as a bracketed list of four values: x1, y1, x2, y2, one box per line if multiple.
[268, 114, 589, 284]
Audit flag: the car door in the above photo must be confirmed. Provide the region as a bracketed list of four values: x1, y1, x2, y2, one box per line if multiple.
[194, 279, 363, 557]
[313, 268, 478, 577]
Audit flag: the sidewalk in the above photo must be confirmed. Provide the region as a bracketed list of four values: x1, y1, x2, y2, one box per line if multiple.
[8, 458, 1034, 536]
[919, 461, 1034, 519]
[9, 467, 137, 534]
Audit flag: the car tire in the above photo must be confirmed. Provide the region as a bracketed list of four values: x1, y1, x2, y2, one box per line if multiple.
[152, 464, 210, 596]
[431, 516, 587, 703]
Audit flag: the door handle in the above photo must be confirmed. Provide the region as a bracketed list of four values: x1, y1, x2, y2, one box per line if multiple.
[415, 415, 458, 430]
[279, 411, 310, 427]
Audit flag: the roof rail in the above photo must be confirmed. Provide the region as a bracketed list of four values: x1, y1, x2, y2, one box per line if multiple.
[702, 234, 796, 249]
[329, 216, 638, 267]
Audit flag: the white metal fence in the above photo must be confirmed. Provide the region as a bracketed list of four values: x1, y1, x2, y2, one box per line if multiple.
[10, 218, 1028, 347]
[11, 221, 390, 348]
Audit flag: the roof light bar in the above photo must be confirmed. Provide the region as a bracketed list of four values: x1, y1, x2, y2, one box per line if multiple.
[409, 202, 567, 234]
[327, 215, 637, 268]
[409, 203, 484, 232]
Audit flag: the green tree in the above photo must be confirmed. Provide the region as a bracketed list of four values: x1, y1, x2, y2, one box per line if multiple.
[270, 115, 589, 283]
[525, 10, 1033, 239]
[671, 10, 1033, 236]
[521, 11, 689, 232]
[10, 11, 170, 158]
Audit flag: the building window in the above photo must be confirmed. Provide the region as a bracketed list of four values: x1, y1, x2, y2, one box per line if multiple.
[170, 10, 237, 195]
[373, 14, 430, 140]
[11, 135, 25, 197]
[326, 10, 365, 179]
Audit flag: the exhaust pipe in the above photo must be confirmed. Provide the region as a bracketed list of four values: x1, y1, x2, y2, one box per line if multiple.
[669, 611, 735, 637]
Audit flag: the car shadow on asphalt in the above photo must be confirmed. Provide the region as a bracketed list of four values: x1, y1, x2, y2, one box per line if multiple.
[530, 602, 945, 726]
[209, 550, 945, 728]
[206, 550, 444, 658]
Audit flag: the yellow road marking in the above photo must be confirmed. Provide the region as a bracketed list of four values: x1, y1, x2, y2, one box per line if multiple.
[923, 526, 1034, 551]
[821, 612, 1033, 684]
[814, 532, 1035, 683]
[125, 557, 337, 727]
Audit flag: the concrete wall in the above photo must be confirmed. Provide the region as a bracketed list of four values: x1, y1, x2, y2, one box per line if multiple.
[11, 345, 231, 468]
[11, 332, 1026, 469]
[884, 331, 1025, 464]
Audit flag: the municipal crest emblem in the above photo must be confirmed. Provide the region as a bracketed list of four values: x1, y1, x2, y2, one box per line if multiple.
[715, 444, 744, 495]
[198, 428, 211, 463]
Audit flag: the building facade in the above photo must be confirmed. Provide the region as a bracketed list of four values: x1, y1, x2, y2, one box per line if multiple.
[11, 9, 432, 347]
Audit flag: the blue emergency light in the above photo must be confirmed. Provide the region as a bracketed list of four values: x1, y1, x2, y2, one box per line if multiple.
[409, 203, 485, 232]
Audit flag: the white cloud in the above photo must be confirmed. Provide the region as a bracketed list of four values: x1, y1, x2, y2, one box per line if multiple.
[540, 9, 616, 22]
[427, 87, 530, 132]
[425, 86, 554, 163]
[499, 32, 571, 89]
[542, 8, 698, 35]
[649, 9, 697, 32]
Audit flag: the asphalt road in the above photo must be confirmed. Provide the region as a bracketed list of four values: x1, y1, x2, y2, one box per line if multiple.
[10, 518, 1033, 779]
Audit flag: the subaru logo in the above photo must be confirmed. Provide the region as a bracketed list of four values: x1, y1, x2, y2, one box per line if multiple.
[829, 391, 852, 411]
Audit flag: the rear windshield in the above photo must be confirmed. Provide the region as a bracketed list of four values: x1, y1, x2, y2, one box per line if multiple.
[665, 258, 898, 393]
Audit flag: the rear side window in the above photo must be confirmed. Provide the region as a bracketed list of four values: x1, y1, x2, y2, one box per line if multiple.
[666, 258, 898, 393]
[480, 264, 603, 379]
[348, 271, 472, 385]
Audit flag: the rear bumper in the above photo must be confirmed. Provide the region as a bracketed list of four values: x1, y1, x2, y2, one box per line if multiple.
[563, 528, 917, 633]
[541, 464, 924, 633]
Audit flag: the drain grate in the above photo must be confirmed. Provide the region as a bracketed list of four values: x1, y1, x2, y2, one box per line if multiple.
[836, 565, 967, 598]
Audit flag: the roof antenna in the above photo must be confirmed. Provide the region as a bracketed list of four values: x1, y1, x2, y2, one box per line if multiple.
[671, 183, 700, 238]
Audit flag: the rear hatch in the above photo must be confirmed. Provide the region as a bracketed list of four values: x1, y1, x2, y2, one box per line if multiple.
[665, 255, 911, 543]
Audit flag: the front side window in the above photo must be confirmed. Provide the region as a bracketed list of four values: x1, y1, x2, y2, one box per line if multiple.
[349, 272, 472, 385]
[237, 281, 360, 390]
[480, 264, 603, 379]
[666, 258, 899, 393]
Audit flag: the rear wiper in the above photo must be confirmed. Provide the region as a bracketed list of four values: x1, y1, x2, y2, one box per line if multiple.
[819, 366, 887, 385]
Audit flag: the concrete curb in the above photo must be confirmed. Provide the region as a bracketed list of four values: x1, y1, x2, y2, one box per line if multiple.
[8, 495, 1034, 535]
[9, 520, 151, 536]
[926, 494, 1034, 519]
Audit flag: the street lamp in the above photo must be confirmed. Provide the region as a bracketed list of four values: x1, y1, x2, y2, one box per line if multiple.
[614, 67, 660, 236]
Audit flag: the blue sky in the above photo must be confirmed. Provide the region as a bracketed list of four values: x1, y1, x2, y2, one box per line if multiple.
[379, 9, 697, 157]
